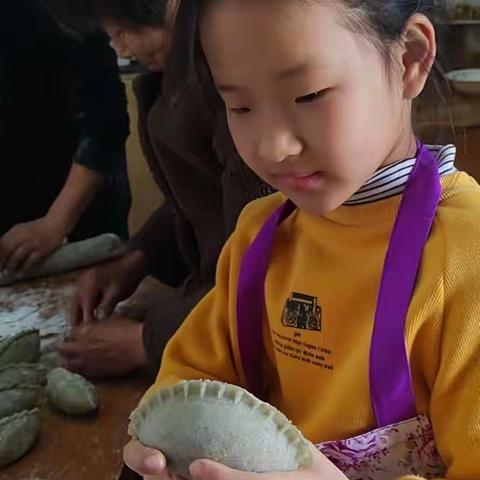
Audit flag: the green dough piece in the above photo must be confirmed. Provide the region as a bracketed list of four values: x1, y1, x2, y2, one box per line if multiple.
[128, 380, 314, 479]
[46, 368, 97, 415]
[0, 409, 41, 467]
[0, 363, 46, 386]
[0, 330, 40, 365]
[0, 382, 40, 419]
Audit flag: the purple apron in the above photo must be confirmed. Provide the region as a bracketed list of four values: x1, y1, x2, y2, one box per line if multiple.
[236, 142, 446, 478]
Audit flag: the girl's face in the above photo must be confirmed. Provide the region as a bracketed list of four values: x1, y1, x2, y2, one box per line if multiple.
[201, 0, 416, 216]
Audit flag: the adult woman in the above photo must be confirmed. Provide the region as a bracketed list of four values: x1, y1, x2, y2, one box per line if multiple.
[0, 0, 131, 273]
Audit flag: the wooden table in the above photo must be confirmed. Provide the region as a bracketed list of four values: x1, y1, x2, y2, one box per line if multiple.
[0, 273, 150, 480]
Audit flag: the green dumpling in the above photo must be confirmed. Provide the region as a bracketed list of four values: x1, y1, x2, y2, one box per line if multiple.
[0, 330, 41, 365]
[0, 409, 41, 466]
[46, 368, 97, 415]
[0, 363, 46, 386]
[128, 380, 314, 479]
[0, 382, 40, 419]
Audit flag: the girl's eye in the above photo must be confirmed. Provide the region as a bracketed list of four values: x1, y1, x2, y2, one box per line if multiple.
[230, 107, 251, 115]
[295, 90, 327, 104]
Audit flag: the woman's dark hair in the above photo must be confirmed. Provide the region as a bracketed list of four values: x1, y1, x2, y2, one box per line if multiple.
[44, 0, 169, 32]
[165, 0, 453, 139]
[93, 0, 169, 29]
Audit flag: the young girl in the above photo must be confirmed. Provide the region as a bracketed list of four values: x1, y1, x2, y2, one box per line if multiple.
[124, 0, 480, 478]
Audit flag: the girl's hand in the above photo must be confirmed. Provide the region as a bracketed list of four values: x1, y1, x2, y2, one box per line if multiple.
[188, 447, 347, 480]
[123, 439, 185, 480]
[124, 439, 347, 480]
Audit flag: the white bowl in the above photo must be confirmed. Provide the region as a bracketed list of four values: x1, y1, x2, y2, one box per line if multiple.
[446, 68, 480, 95]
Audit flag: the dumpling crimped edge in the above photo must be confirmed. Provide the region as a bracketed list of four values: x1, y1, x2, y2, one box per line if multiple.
[128, 380, 314, 468]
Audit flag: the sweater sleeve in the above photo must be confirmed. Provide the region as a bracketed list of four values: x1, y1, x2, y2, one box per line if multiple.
[417, 193, 480, 479]
[397, 477, 425, 480]
[140, 195, 284, 402]
[142, 231, 241, 401]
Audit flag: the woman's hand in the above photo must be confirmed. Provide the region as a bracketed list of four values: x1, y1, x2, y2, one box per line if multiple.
[0, 216, 66, 275]
[123, 439, 347, 480]
[69, 250, 148, 325]
[58, 315, 147, 378]
[0, 163, 106, 277]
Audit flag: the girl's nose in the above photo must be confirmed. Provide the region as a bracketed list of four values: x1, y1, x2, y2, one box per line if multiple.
[257, 128, 303, 164]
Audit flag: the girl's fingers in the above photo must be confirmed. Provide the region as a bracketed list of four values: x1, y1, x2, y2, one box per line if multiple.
[189, 460, 253, 480]
[123, 439, 166, 476]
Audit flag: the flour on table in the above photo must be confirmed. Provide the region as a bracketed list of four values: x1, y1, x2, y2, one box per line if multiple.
[0, 282, 73, 353]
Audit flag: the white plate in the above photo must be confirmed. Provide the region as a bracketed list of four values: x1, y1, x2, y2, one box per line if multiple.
[446, 68, 480, 95]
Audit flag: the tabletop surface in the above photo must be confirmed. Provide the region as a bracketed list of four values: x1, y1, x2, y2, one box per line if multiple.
[0, 273, 149, 480]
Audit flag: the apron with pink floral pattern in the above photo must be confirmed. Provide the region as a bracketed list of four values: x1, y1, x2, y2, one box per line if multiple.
[236, 142, 446, 478]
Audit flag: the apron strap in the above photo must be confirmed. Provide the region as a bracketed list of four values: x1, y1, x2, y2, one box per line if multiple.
[237, 200, 296, 398]
[370, 142, 441, 427]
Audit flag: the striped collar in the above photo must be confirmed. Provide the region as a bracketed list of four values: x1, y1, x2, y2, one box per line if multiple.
[344, 144, 457, 206]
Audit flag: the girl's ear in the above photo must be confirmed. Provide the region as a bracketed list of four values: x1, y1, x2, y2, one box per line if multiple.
[399, 14, 437, 100]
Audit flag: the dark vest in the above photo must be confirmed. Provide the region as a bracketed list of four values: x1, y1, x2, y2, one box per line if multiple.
[0, 0, 77, 234]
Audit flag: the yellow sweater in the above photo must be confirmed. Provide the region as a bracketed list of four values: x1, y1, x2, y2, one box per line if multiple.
[147, 172, 480, 479]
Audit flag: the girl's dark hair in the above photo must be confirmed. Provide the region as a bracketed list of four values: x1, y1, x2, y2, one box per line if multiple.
[44, 0, 169, 32]
[331, 1, 445, 62]
[165, 0, 453, 139]
[334, 1, 453, 139]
